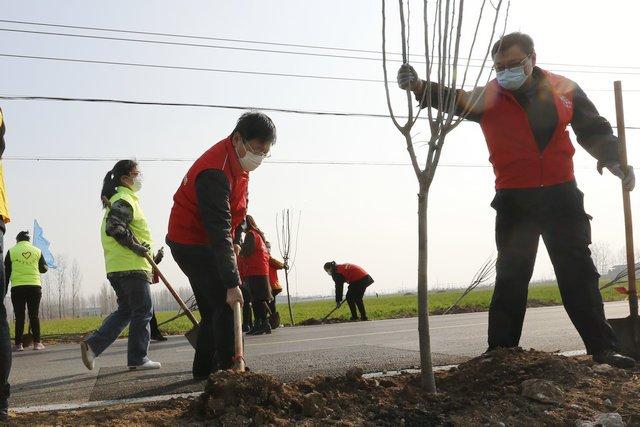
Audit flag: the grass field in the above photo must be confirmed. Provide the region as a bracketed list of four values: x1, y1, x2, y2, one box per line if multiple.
[7, 282, 630, 340]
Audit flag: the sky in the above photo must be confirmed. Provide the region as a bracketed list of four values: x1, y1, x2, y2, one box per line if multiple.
[1, 0, 639, 300]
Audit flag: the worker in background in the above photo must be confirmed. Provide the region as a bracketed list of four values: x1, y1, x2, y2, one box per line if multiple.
[239, 215, 273, 335]
[167, 112, 276, 379]
[0, 108, 11, 421]
[397, 32, 635, 368]
[236, 242, 253, 333]
[6, 231, 48, 351]
[266, 241, 286, 329]
[324, 261, 374, 321]
[81, 160, 162, 371]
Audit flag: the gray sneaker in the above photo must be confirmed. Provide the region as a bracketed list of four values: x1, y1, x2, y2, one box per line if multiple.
[81, 341, 95, 370]
[128, 360, 161, 371]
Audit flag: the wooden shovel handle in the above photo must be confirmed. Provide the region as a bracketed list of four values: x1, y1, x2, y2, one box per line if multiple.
[614, 81, 638, 317]
[232, 301, 245, 372]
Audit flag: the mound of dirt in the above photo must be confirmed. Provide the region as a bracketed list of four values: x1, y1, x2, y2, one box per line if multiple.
[9, 348, 640, 426]
[298, 317, 347, 326]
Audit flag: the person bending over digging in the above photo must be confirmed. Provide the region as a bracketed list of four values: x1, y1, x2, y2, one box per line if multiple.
[397, 32, 635, 368]
[324, 261, 374, 321]
[81, 160, 163, 371]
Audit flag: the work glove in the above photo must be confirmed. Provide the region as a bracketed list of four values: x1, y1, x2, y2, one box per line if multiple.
[606, 163, 635, 191]
[226, 286, 244, 308]
[153, 247, 164, 264]
[397, 63, 421, 91]
[283, 261, 289, 271]
[133, 241, 151, 257]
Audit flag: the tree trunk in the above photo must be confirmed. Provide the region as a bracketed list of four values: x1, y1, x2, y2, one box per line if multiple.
[417, 182, 436, 392]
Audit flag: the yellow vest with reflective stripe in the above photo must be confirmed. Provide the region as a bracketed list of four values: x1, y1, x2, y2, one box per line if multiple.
[100, 186, 153, 273]
[8, 241, 42, 287]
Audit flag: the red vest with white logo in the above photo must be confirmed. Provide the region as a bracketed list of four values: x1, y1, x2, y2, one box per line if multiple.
[480, 70, 575, 190]
[241, 229, 270, 276]
[167, 137, 248, 245]
[336, 263, 369, 284]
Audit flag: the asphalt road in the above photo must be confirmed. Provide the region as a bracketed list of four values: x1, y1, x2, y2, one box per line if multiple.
[7, 300, 631, 408]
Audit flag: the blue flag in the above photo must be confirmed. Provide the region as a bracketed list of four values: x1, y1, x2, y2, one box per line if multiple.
[33, 219, 57, 269]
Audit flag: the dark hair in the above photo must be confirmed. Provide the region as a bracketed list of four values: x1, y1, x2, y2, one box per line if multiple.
[491, 32, 535, 57]
[324, 261, 337, 271]
[232, 111, 276, 144]
[16, 231, 30, 242]
[101, 160, 138, 207]
[245, 214, 266, 243]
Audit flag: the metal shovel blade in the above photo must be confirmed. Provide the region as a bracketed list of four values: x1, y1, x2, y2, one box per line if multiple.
[609, 316, 640, 360]
[185, 326, 199, 349]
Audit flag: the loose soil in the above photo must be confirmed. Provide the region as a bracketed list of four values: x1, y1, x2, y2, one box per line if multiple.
[8, 348, 640, 426]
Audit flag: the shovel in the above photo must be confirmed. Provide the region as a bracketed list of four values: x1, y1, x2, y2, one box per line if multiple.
[607, 81, 640, 360]
[232, 301, 246, 372]
[102, 197, 199, 348]
[321, 299, 346, 323]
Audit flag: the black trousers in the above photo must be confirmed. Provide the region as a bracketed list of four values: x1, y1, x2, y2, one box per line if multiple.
[240, 285, 252, 328]
[346, 276, 373, 319]
[488, 183, 618, 354]
[10, 285, 42, 344]
[169, 243, 235, 377]
[0, 225, 10, 405]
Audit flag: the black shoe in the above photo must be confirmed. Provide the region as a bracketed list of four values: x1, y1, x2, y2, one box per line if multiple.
[251, 321, 272, 336]
[246, 323, 260, 335]
[593, 349, 636, 369]
[242, 323, 251, 333]
[350, 316, 359, 321]
[361, 316, 369, 321]
[150, 333, 168, 342]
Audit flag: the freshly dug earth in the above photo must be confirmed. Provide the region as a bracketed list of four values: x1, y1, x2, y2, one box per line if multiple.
[9, 348, 640, 426]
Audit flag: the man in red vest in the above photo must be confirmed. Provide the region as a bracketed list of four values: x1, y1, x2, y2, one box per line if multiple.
[166, 111, 276, 379]
[397, 32, 635, 368]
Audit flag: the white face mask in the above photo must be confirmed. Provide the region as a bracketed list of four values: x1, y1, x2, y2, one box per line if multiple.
[235, 138, 266, 172]
[129, 174, 143, 192]
[496, 65, 529, 91]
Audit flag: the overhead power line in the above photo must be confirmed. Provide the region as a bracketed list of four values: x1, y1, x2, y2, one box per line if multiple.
[1, 52, 638, 94]
[3, 18, 640, 71]
[3, 27, 640, 76]
[1, 94, 639, 130]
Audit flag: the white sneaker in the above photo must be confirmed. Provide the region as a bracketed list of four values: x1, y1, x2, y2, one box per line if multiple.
[128, 360, 161, 371]
[81, 341, 95, 370]
[34, 342, 45, 351]
[13, 343, 23, 352]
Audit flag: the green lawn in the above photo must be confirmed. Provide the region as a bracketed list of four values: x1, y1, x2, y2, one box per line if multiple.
[8, 283, 631, 340]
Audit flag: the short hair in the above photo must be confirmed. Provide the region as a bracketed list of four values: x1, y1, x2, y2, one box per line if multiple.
[232, 111, 276, 145]
[16, 231, 30, 242]
[491, 32, 535, 57]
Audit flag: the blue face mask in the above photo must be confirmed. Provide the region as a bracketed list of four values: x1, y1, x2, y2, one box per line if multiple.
[496, 65, 528, 90]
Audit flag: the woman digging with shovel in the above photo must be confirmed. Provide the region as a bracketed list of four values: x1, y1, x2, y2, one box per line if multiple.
[324, 261, 374, 321]
[81, 160, 162, 371]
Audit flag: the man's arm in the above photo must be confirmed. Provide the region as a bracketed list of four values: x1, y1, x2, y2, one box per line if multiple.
[571, 84, 635, 190]
[332, 273, 346, 304]
[105, 199, 149, 255]
[571, 85, 619, 172]
[397, 64, 485, 122]
[38, 254, 48, 274]
[195, 169, 241, 289]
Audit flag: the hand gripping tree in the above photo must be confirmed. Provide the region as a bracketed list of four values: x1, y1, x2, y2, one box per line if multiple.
[382, 0, 510, 391]
[276, 209, 301, 326]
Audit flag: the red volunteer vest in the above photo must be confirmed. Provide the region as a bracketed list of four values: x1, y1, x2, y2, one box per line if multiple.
[241, 229, 270, 277]
[336, 263, 369, 284]
[480, 70, 575, 190]
[167, 137, 248, 245]
[269, 257, 283, 291]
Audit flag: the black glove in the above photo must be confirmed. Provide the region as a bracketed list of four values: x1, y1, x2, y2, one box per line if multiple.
[397, 63, 421, 91]
[153, 247, 164, 264]
[133, 241, 151, 257]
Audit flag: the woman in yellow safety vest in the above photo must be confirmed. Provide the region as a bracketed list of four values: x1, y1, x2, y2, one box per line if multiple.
[80, 160, 162, 371]
[6, 231, 48, 351]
